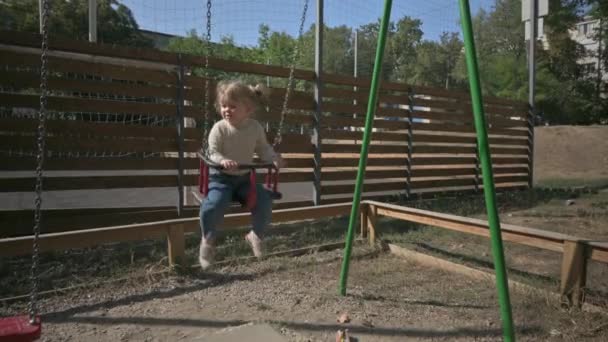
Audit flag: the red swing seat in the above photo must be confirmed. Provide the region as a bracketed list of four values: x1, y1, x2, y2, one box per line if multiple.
[197, 152, 282, 210]
[0, 315, 41, 342]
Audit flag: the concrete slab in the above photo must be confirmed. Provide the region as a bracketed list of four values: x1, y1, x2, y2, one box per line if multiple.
[200, 323, 286, 342]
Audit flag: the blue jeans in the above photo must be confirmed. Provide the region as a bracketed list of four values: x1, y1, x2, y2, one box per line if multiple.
[199, 172, 273, 240]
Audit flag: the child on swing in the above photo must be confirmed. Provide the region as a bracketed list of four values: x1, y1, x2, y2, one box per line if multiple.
[199, 80, 285, 269]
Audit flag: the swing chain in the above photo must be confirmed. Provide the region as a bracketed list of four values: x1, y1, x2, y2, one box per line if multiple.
[273, 0, 309, 148]
[29, 0, 50, 323]
[201, 0, 212, 157]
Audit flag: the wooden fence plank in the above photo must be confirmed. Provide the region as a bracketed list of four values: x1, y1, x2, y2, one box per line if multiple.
[322, 144, 409, 154]
[323, 116, 410, 130]
[256, 112, 312, 125]
[321, 156, 410, 167]
[0, 70, 177, 100]
[323, 99, 526, 126]
[322, 169, 408, 181]
[320, 177, 524, 195]
[321, 143, 528, 155]
[0, 93, 196, 118]
[321, 166, 529, 182]
[322, 129, 529, 146]
[0, 118, 203, 140]
[0, 50, 178, 85]
[0, 135, 199, 153]
[414, 156, 528, 165]
[322, 116, 529, 137]
[0, 169, 311, 192]
[0, 157, 198, 171]
[321, 181, 407, 195]
[0, 175, 192, 191]
[323, 86, 526, 114]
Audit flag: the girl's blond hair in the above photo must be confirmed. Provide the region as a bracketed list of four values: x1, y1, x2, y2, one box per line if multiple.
[215, 80, 269, 113]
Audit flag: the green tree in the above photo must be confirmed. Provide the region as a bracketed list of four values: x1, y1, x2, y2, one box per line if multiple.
[0, 0, 153, 47]
[388, 17, 423, 82]
[586, 0, 608, 117]
[409, 32, 464, 90]
[258, 24, 298, 67]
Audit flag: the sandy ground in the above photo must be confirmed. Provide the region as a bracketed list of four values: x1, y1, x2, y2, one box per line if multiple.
[5, 249, 607, 342]
[533, 125, 608, 185]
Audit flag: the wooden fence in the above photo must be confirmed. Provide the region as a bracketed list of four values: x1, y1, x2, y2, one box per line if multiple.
[0, 30, 532, 236]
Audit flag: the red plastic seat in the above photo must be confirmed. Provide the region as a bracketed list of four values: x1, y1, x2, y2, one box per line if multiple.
[0, 315, 41, 342]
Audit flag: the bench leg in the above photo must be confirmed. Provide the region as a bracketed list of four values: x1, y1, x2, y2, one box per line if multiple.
[168, 224, 186, 267]
[560, 240, 588, 309]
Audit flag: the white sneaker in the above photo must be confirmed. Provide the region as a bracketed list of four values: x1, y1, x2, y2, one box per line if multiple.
[199, 237, 216, 270]
[245, 231, 264, 259]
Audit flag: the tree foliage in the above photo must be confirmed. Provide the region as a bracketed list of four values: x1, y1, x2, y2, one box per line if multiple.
[0, 0, 153, 47]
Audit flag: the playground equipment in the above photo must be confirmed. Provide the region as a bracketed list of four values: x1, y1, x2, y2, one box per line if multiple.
[196, 0, 310, 209]
[0, 1, 557, 341]
[336, 0, 514, 340]
[0, 0, 48, 339]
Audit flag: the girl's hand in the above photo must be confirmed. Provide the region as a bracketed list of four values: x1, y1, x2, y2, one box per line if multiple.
[221, 159, 238, 170]
[273, 155, 286, 169]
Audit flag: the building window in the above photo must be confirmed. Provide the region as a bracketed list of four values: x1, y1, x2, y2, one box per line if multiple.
[582, 63, 596, 75]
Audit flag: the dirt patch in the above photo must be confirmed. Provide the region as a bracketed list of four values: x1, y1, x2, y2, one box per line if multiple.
[3, 249, 607, 341]
[534, 125, 608, 186]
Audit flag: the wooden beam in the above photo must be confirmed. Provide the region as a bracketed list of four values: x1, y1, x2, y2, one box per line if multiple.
[364, 200, 608, 265]
[0, 203, 352, 257]
[364, 200, 565, 252]
[588, 241, 608, 263]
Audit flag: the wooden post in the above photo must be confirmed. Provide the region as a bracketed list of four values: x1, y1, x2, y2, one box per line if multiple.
[167, 223, 185, 267]
[560, 239, 588, 309]
[526, 0, 537, 190]
[368, 204, 377, 246]
[474, 141, 481, 193]
[360, 202, 368, 238]
[406, 87, 414, 199]
[175, 55, 185, 217]
[312, 0, 324, 206]
[527, 105, 535, 189]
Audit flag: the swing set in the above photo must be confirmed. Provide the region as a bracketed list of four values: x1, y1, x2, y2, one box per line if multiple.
[0, 0, 519, 341]
[196, 0, 309, 210]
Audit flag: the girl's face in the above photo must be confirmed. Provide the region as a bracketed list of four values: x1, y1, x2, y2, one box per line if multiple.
[219, 98, 253, 126]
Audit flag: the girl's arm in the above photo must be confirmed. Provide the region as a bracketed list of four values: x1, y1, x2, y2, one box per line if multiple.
[207, 124, 229, 164]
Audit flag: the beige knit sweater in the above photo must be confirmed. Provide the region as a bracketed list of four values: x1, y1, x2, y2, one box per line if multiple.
[207, 118, 277, 175]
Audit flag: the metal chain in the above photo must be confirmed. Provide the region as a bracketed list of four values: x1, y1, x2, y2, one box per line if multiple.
[29, 0, 50, 324]
[201, 0, 212, 157]
[273, 0, 309, 148]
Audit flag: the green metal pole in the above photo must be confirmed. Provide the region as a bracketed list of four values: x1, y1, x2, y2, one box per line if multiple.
[338, 0, 392, 296]
[458, 0, 515, 341]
